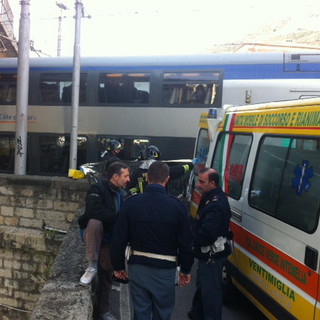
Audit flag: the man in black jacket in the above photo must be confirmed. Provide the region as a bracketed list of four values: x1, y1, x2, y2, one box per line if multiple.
[111, 161, 194, 320]
[188, 168, 231, 320]
[78, 162, 130, 320]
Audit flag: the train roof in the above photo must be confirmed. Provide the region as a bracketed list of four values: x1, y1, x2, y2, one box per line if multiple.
[1, 52, 320, 69]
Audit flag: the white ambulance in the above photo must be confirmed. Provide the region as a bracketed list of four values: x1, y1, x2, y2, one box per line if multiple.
[189, 98, 320, 320]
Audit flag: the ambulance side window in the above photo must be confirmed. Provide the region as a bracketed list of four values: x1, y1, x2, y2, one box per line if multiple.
[249, 136, 320, 233]
[212, 133, 252, 199]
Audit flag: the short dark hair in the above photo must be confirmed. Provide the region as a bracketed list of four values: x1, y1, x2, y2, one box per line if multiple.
[106, 161, 129, 180]
[148, 161, 169, 184]
[199, 167, 219, 186]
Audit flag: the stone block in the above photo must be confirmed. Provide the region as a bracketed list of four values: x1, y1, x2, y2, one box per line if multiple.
[0, 195, 11, 206]
[4, 259, 21, 270]
[0, 226, 47, 251]
[36, 210, 66, 221]
[19, 218, 43, 229]
[21, 262, 36, 272]
[25, 197, 37, 208]
[37, 199, 54, 210]
[19, 188, 34, 197]
[0, 267, 12, 278]
[53, 200, 79, 212]
[9, 196, 26, 208]
[14, 291, 39, 302]
[4, 278, 18, 289]
[0, 296, 20, 308]
[4, 216, 19, 226]
[0, 186, 14, 196]
[15, 207, 35, 219]
[1, 206, 14, 216]
[1, 249, 14, 259]
[0, 286, 12, 296]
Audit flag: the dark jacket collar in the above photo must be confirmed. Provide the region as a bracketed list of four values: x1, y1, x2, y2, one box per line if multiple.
[145, 184, 166, 193]
[102, 179, 120, 193]
[201, 186, 223, 204]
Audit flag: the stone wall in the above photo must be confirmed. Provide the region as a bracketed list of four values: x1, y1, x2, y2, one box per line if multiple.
[0, 174, 89, 320]
[30, 210, 93, 320]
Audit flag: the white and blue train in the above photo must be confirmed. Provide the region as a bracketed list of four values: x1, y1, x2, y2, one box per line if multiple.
[0, 52, 319, 175]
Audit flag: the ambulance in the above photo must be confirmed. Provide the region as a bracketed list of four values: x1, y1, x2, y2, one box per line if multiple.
[188, 98, 320, 320]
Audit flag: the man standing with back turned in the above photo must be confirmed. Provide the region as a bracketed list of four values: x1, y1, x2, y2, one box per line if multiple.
[111, 161, 194, 320]
[188, 168, 231, 320]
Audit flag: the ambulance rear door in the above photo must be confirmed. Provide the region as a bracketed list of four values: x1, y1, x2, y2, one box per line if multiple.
[239, 134, 320, 319]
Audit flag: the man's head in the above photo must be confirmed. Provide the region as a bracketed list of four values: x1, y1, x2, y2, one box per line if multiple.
[106, 161, 130, 188]
[196, 168, 219, 194]
[147, 161, 169, 186]
[107, 140, 123, 155]
[143, 145, 160, 160]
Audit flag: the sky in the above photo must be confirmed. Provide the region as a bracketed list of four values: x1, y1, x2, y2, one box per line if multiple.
[9, 0, 320, 57]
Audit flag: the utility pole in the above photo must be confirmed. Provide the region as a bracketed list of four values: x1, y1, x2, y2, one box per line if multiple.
[56, 2, 68, 57]
[14, 0, 30, 175]
[69, 0, 82, 171]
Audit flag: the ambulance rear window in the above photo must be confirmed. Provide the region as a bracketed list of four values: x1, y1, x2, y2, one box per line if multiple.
[249, 136, 320, 233]
[212, 133, 252, 200]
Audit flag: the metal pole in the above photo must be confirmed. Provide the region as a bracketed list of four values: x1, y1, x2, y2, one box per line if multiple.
[14, 0, 30, 175]
[56, 3, 68, 57]
[57, 15, 62, 56]
[69, 0, 82, 171]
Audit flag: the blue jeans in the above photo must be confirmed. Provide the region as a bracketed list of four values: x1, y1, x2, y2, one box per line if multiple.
[128, 264, 176, 320]
[192, 257, 226, 320]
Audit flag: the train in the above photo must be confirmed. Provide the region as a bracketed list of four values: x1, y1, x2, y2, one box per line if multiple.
[0, 52, 320, 175]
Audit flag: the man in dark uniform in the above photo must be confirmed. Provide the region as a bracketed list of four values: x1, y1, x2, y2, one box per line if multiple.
[111, 161, 194, 320]
[101, 139, 123, 161]
[78, 162, 130, 320]
[188, 168, 231, 320]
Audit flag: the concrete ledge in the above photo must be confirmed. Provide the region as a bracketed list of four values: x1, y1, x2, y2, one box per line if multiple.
[31, 281, 92, 320]
[30, 209, 93, 320]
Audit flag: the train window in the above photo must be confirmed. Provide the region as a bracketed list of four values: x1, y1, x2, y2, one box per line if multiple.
[39, 73, 87, 105]
[0, 135, 15, 172]
[212, 133, 252, 199]
[0, 74, 17, 105]
[39, 135, 87, 174]
[249, 136, 320, 233]
[162, 72, 221, 105]
[98, 73, 150, 104]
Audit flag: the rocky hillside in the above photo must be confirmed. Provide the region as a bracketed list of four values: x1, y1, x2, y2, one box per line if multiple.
[207, 10, 320, 53]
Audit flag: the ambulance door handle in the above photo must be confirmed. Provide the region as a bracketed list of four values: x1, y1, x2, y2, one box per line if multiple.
[304, 246, 318, 271]
[231, 209, 242, 222]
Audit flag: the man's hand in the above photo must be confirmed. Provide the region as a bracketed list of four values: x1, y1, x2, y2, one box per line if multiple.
[113, 270, 128, 283]
[178, 273, 191, 287]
